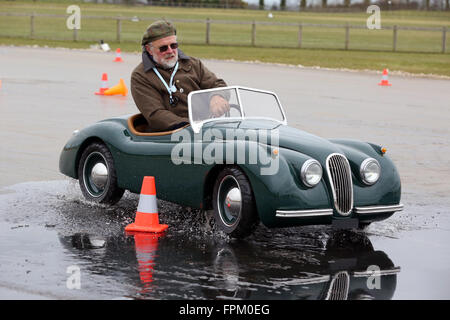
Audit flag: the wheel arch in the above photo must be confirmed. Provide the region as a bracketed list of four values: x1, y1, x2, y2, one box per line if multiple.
[74, 137, 106, 179]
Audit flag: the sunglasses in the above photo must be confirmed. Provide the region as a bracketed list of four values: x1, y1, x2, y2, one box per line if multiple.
[158, 42, 178, 53]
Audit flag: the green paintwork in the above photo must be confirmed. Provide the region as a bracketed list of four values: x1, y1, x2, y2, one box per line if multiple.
[59, 114, 401, 228]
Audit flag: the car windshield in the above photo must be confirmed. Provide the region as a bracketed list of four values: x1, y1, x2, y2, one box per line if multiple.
[188, 86, 287, 133]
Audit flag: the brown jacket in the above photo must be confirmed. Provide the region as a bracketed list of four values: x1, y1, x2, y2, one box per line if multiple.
[130, 49, 227, 132]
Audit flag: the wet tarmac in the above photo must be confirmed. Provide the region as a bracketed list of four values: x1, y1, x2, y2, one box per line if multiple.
[1, 180, 449, 299]
[1, 46, 450, 299]
[0, 180, 402, 299]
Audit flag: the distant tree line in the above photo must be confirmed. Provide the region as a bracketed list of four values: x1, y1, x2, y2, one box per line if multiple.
[255, 0, 449, 11]
[88, 0, 450, 11]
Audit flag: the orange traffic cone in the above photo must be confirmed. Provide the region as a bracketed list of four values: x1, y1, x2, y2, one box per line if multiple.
[113, 48, 123, 62]
[94, 73, 109, 95]
[103, 78, 128, 96]
[378, 69, 392, 86]
[125, 176, 168, 233]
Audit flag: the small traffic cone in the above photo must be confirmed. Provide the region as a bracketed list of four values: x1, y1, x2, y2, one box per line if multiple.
[125, 176, 168, 233]
[378, 69, 392, 86]
[94, 73, 109, 95]
[113, 48, 123, 62]
[103, 78, 128, 96]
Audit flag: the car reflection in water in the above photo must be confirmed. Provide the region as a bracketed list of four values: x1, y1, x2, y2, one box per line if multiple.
[59, 230, 399, 300]
[207, 231, 400, 300]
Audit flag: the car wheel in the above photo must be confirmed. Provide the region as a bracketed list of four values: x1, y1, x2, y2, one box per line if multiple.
[212, 166, 259, 239]
[78, 142, 124, 205]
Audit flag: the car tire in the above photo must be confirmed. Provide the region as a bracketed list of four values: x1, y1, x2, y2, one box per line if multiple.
[212, 166, 259, 239]
[78, 142, 124, 205]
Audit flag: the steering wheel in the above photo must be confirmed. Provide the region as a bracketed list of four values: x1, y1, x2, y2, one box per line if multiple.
[209, 104, 242, 119]
[225, 104, 242, 118]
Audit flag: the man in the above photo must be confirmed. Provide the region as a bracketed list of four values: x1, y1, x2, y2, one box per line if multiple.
[131, 20, 230, 132]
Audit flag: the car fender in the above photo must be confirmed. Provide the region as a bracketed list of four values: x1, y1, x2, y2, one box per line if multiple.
[238, 146, 332, 227]
[59, 119, 130, 180]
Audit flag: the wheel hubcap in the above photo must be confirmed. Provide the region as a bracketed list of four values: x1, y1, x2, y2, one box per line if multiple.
[83, 152, 109, 197]
[225, 187, 241, 214]
[218, 176, 242, 227]
[91, 163, 108, 189]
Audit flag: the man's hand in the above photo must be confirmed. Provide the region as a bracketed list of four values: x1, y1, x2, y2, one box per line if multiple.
[209, 95, 230, 117]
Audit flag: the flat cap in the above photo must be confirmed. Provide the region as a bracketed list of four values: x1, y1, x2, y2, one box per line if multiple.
[141, 20, 176, 46]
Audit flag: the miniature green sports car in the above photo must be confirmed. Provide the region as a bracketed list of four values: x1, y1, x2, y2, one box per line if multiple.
[59, 86, 403, 238]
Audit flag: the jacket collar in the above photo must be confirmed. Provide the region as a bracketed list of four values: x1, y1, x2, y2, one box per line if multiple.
[142, 48, 190, 72]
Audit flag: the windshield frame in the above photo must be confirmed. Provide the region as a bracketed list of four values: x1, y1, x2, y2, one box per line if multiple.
[187, 86, 288, 133]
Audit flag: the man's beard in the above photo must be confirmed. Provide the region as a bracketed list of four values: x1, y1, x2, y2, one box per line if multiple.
[155, 53, 178, 69]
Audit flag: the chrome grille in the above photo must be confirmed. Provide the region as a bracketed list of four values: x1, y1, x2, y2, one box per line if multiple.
[326, 271, 350, 300]
[326, 153, 353, 216]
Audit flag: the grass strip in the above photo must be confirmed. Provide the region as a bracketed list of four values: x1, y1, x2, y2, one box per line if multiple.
[1, 37, 449, 77]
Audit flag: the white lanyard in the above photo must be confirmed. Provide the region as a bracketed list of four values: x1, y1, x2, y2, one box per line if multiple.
[152, 62, 179, 105]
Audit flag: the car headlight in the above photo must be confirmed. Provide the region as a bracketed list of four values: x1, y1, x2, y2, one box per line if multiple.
[360, 158, 381, 185]
[301, 159, 323, 187]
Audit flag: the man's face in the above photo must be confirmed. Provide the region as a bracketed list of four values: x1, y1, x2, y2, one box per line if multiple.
[146, 35, 178, 69]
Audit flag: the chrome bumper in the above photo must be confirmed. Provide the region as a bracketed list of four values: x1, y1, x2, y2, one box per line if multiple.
[353, 266, 401, 278]
[276, 204, 403, 218]
[353, 204, 404, 215]
[273, 266, 401, 286]
[275, 208, 334, 218]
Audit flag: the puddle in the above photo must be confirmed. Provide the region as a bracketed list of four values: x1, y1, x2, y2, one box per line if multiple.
[0, 180, 449, 299]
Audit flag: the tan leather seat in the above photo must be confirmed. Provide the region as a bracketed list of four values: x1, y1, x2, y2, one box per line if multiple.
[127, 114, 189, 136]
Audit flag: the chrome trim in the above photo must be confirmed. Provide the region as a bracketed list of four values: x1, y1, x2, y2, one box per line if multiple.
[354, 204, 404, 215]
[281, 275, 331, 285]
[353, 267, 401, 278]
[326, 271, 350, 300]
[276, 208, 333, 218]
[325, 153, 354, 216]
